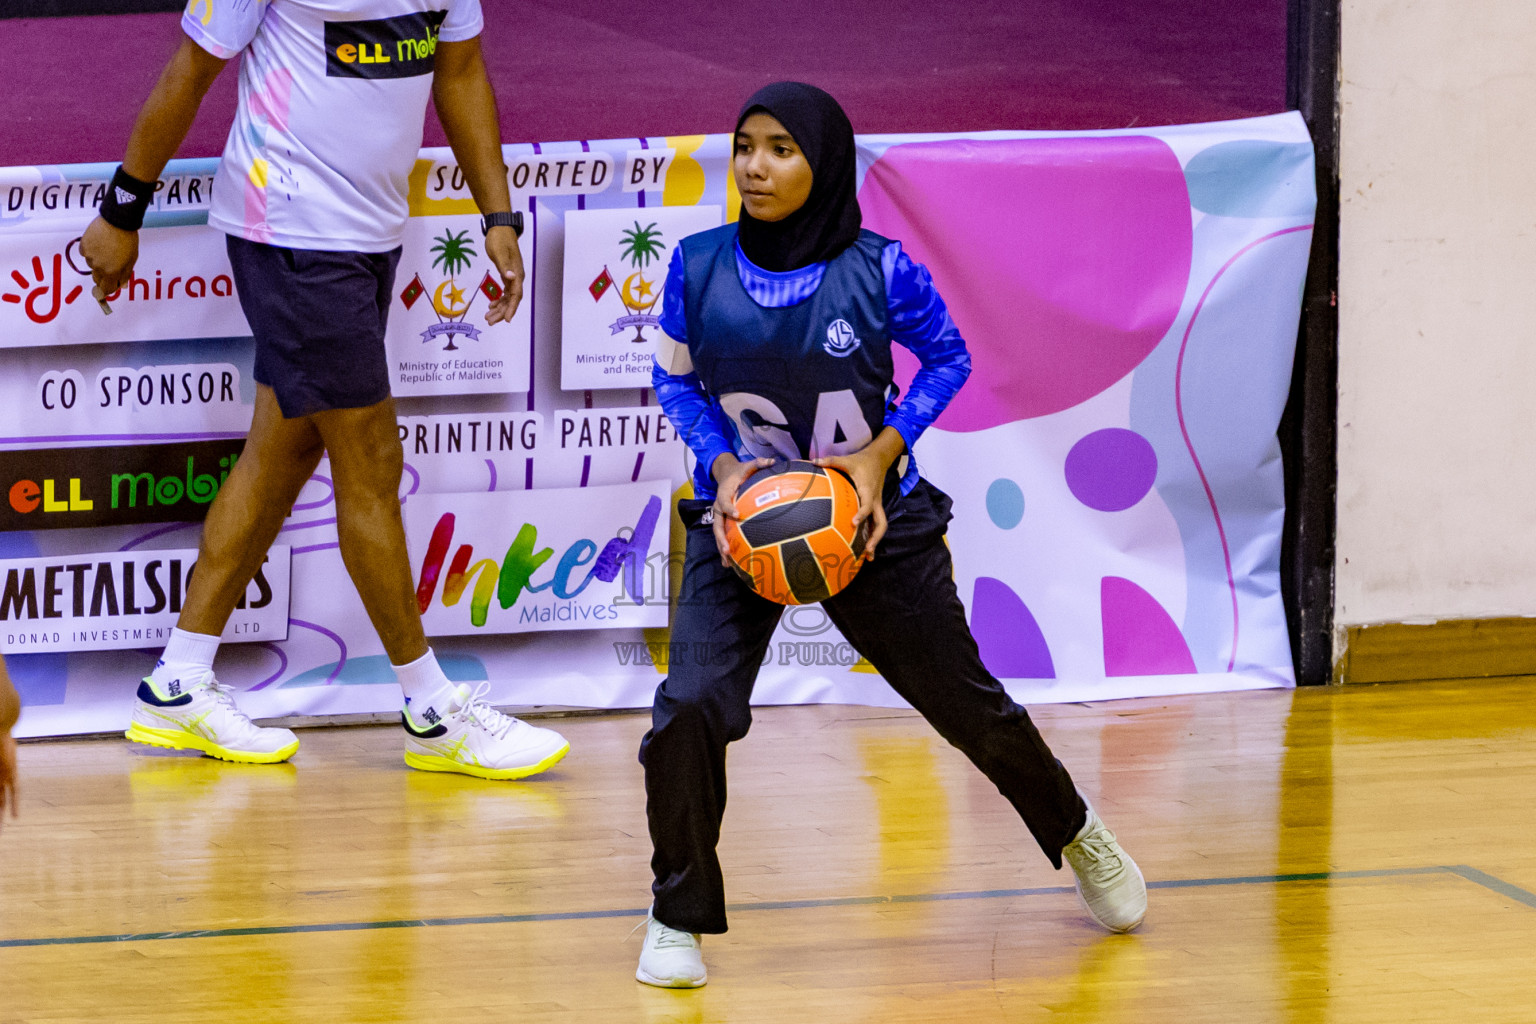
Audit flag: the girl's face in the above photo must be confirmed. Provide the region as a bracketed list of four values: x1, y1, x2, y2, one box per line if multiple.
[733, 112, 813, 223]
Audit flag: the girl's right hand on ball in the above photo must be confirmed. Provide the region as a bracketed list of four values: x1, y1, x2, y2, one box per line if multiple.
[710, 454, 774, 566]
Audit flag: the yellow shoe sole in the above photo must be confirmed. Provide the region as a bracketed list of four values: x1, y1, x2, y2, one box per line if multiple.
[403, 741, 570, 780]
[125, 722, 299, 765]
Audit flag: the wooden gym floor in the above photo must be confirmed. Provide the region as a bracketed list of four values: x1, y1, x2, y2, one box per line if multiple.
[2, 678, 1534, 1023]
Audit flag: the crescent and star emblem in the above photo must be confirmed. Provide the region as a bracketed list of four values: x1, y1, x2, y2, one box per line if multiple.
[432, 279, 469, 318]
[622, 272, 657, 310]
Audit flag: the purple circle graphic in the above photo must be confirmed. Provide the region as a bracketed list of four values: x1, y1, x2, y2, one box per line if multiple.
[1065, 429, 1158, 511]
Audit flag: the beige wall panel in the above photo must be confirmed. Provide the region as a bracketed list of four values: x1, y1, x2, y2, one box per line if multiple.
[1337, 1, 1536, 637]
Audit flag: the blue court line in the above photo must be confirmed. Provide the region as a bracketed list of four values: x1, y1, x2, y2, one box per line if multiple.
[2, 864, 1532, 950]
[1444, 865, 1536, 910]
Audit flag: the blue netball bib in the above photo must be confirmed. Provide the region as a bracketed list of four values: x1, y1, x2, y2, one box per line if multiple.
[681, 226, 900, 496]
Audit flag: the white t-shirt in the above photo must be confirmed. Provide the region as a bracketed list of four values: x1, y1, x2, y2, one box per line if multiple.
[184, 0, 484, 252]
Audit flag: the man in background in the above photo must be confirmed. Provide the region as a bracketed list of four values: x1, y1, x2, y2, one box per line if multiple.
[81, 0, 568, 779]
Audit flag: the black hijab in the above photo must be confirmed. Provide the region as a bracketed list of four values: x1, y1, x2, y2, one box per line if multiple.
[734, 82, 862, 272]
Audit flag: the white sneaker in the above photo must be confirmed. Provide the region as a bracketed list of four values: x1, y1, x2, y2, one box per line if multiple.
[636, 912, 707, 988]
[402, 682, 569, 781]
[1063, 804, 1147, 933]
[126, 676, 299, 764]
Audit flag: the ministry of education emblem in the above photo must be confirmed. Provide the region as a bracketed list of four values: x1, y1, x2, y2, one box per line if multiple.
[398, 228, 504, 351]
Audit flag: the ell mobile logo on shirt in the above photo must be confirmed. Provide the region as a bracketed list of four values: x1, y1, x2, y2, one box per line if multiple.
[325, 11, 448, 79]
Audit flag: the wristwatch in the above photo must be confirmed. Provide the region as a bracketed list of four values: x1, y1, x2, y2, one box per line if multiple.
[481, 211, 524, 237]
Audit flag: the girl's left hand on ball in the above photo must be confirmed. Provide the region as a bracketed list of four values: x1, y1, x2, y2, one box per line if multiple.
[815, 448, 889, 561]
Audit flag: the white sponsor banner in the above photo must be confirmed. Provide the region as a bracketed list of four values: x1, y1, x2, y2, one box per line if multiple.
[0, 226, 249, 349]
[404, 480, 670, 636]
[385, 213, 531, 396]
[553, 407, 678, 453]
[545, 405, 687, 488]
[0, 166, 218, 235]
[622, 150, 675, 193]
[392, 404, 693, 493]
[23, 362, 246, 436]
[560, 205, 721, 390]
[397, 411, 543, 493]
[0, 338, 256, 443]
[2, 117, 1314, 739]
[0, 546, 290, 654]
[414, 152, 621, 204]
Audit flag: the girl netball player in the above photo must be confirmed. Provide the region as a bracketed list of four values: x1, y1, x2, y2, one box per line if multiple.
[637, 82, 1147, 988]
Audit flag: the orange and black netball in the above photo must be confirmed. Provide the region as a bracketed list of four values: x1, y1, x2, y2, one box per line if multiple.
[722, 460, 869, 605]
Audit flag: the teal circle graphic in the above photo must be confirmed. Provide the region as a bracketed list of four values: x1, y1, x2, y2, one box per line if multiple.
[986, 478, 1025, 529]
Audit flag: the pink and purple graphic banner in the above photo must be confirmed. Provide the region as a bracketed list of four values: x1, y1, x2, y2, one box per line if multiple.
[1, 113, 1312, 737]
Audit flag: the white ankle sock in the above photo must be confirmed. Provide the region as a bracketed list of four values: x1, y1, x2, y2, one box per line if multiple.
[395, 648, 456, 724]
[148, 628, 220, 698]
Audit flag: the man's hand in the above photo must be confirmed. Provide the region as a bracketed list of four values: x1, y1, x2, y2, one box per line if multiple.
[434, 37, 521, 325]
[80, 217, 140, 298]
[484, 224, 524, 324]
[815, 427, 907, 561]
[710, 453, 774, 566]
[77, 34, 227, 308]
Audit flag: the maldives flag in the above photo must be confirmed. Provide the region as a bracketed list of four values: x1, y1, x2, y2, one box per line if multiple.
[399, 273, 426, 309]
[479, 271, 503, 302]
[589, 266, 614, 302]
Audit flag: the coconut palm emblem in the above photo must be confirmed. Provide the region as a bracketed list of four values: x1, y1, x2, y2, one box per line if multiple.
[399, 227, 505, 351]
[589, 221, 667, 343]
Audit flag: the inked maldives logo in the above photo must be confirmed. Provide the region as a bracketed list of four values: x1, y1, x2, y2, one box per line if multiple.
[414, 495, 662, 626]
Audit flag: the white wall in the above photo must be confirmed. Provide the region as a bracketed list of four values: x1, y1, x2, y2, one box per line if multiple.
[1336, 1, 1536, 637]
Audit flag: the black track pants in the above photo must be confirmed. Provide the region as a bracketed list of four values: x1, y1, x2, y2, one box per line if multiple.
[639, 478, 1087, 934]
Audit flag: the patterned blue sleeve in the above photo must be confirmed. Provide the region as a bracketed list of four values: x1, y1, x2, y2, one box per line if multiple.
[656, 247, 688, 344]
[881, 242, 971, 453]
[653, 247, 737, 499]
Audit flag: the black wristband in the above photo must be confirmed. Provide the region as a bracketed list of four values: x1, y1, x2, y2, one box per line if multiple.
[99, 166, 157, 232]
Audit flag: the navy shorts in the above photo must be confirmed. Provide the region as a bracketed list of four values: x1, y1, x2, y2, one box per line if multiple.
[226, 234, 402, 418]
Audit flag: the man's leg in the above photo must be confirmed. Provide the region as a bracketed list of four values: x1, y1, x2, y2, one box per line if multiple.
[178, 385, 324, 634]
[128, 384, 322, 764]
[1, 656, 19, 824]
[312, 396, 423, 663]
[314, 396, 568, 780]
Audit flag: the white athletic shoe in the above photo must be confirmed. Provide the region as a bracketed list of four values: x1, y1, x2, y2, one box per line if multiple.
[402, 682, 570, 781]
[126, 676, 299, 764]
[1063, 803, 1147, 933]
[636, 912, 707, 988]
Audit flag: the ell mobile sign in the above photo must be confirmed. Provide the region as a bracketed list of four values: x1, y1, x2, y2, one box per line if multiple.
[0, 438, 246, 531]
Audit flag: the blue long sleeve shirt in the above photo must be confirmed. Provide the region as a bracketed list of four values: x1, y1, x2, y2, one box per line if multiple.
[652, 237, 971, 502]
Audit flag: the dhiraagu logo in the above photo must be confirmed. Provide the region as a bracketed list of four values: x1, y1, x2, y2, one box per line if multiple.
[414, 494, 662, 628]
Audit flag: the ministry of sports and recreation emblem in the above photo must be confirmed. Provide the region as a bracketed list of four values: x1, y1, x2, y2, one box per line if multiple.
[588, 221, 668, 343]
[398, 228, 504, 351]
